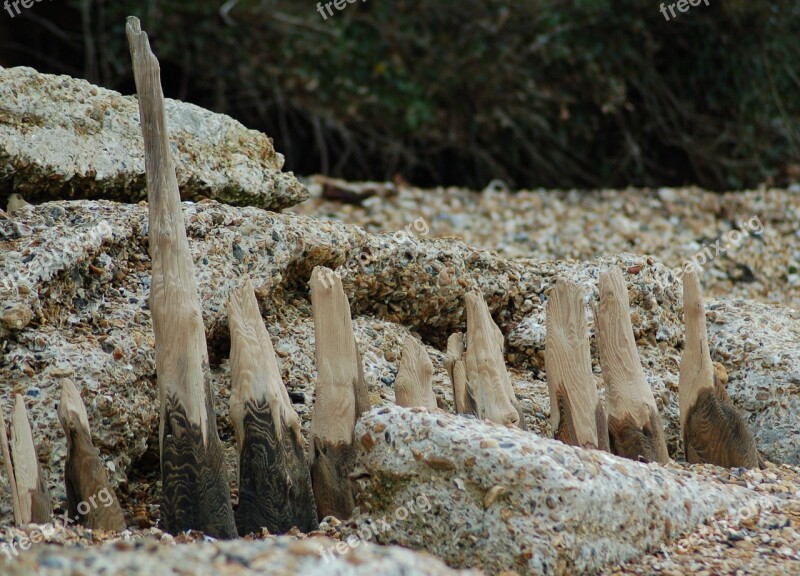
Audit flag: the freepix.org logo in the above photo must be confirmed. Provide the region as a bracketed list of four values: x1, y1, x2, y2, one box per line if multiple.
[4, 0, 53, 19]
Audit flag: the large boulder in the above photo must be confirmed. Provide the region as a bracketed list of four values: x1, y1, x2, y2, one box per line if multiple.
[350, 406, 776, 574]
[0, 66, 307, 210]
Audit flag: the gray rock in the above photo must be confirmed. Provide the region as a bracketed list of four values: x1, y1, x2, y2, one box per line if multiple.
[0, 66, 307, 210]
[0, 535, 478, 575]
[0, 199, 797, 527]
[350, 405, 775, 574]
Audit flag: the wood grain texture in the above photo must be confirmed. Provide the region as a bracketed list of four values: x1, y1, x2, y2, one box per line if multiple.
[464, 291, 524, 428]
[0, 397, 23, 525]
[545, 279, 609, 451]
[680, 269, 759, 468]
[58, 379, 125, 531]
[445, 332, 471, 415]
[308, 266, 368, 521]
[9, 395, 50, 524]
[595, 268, 668, 464]
[126, 16, 235, 538]
[395, 335, 437, 410]
[228, 278, 317, 535]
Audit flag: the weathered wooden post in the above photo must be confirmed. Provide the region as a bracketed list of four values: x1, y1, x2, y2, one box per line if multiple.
[125, 16, 236, 538]
[308, 266, 370, 521]
[679, 269, 759, 468]
[1, 396, 51, 525]
[545, 279, 609, 451]
[595, 268, 669, 464]
[228, 277, 317, 535]
[394, 335, 437, 410]
[445, 332, 471, 415]
[58, 379, 126, 531]
[462, 291, 526, 429]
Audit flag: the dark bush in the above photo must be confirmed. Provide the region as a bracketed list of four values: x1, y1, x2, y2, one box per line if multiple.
[2, 0, 798, 190]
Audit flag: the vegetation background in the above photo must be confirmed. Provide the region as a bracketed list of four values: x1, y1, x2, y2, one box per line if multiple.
[1, 0, 798, 191]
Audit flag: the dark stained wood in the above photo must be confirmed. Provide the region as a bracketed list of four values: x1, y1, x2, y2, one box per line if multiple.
[126, 16, 235, 538]
[308, 267, 371, 521]
[58, 379, 125, 531]
[680, 269, 759, 468]
[228, 278, 317, 535]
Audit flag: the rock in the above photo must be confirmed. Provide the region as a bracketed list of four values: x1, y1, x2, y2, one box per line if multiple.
[0, 66, 307, 210]
[350, 406, 776, 574]
[0, 535, 478, 575]
[0, 198, 798, 525]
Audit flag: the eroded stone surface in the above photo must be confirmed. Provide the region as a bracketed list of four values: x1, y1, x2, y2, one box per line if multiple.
[350, 406, 776, 574]
[0, 66, 307, 210]
[0, 199, 797, 529]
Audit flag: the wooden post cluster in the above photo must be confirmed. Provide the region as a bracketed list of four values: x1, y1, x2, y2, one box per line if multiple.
[446, 291, 526, 430]
[544, 266, 759, 468]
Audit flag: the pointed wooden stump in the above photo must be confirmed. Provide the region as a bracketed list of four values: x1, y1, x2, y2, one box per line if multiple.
[463, 291, 526, 429]
[0, 397, 23, 525]
[57, 380, 125, 531]
[394, 336, 437, 410]
[126, 16, 235, 538]
[595, 268, 669, 464]
[3, 395, 51, 524]
[228, 277, 317, 536]
[679, 269, 759, 468]
[545, 279, 609, 451]
[309, 266, 370, 521]
[445, 332, 471, 415]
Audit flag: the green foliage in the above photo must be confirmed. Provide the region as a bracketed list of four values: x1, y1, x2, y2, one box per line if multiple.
[22, 0, 800, 189]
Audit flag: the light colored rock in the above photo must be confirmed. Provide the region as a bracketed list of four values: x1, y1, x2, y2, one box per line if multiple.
[0, 199, 798, 528]
[351, 406, 776, 574]
[0, 67, 307, 210]
[0, 535, 479, 575]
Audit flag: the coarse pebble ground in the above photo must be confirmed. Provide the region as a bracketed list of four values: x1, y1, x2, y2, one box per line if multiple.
[289, 179, 800, 575]
[1, 181, 798, 574]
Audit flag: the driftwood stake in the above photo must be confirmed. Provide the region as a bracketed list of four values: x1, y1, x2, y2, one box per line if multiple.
[595, 268, 669, 464]
[0, 397, 22, 525]
[8, 395, 50, 524]
[309, 266, 370, 520]
[679, 269, 759, 468]
[228, 277, 317, 535]
[126, 16, 235, 538]
[394, 336, 437, 410]
[57, 380, 125, 531]
[463, 291, 526, 429]
[545, 279, 609, 451]
[445, 333, 471, 415]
